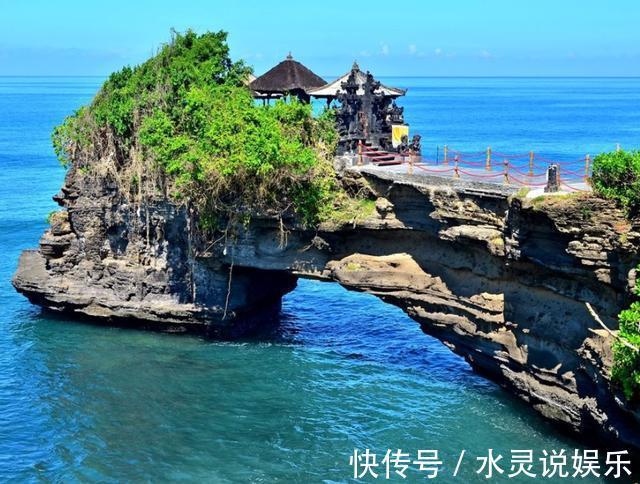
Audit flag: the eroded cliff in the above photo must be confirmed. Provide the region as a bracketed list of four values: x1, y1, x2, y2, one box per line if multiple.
[13, 163, 640, 450]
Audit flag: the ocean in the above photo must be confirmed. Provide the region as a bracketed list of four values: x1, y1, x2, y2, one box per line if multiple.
[1, 76, 638, 482]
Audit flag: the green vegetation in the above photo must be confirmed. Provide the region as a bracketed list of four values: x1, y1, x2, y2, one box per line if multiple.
[45, 210, 57, 225]
[52, 29, 345, 229]
[324, 198, 376, 226]
[579, 205, 593, 221]
[611, 268, 640, 402]
[512, 187, 530, 200]
[528, 193, 577, 208]
[581, 150, 640, 400]
[345, 262, 362, 272]
[592, 149, 640, 216]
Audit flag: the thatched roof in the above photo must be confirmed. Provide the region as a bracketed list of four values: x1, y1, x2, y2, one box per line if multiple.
[250, 54, 326, 94]
[242, 72, 257, 88]
[308, 62, 406, 98]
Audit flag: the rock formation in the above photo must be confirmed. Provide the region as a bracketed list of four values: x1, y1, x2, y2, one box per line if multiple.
[13, 163, 640, 450]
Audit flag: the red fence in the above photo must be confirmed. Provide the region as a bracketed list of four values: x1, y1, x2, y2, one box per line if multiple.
[357, 143, 592, 192]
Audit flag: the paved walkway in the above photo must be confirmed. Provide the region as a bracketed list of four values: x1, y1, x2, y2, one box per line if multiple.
[358, 160, 592, 195]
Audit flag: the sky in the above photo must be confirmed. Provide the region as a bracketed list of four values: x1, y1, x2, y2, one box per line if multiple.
[1, 0, 639, 77]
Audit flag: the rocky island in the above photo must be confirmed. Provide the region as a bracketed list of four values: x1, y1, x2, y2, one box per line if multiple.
[12, 30, 640, 453]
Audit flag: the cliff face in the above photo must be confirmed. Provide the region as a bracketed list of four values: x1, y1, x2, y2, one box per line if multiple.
[13, 166, 297, 336]
[13, 164, 640, 449]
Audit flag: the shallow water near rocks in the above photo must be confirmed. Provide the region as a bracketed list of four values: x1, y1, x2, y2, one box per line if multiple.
[2, 77, 639, 481]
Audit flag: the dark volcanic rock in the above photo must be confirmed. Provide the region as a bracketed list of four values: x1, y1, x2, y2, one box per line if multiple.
[14, 167, 297, 336]
[12, 163, 640, 451]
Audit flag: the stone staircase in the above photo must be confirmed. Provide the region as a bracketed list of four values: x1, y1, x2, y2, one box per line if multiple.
[361, 142, 404, 166]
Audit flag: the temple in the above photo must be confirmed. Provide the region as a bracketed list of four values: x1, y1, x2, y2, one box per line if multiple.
[251, 58, 408, 154]
[307, 61, 405, 106]
[310, 62, 407, 154]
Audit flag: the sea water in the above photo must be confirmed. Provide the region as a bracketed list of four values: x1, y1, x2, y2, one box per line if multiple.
[1, 77, 639, 482]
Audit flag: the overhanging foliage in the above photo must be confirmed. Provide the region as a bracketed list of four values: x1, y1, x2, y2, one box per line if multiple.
[52, 29, 340, 228]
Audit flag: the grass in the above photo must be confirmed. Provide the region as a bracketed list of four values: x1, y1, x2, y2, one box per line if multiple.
[45, 210, 58, 225]
[323, 198, 377, 226]
[511, 187, 530, 200]
[528, 193, 579, 207]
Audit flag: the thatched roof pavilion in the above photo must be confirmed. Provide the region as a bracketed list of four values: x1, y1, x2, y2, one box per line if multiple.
[250, 54, 326, 103]
[308, 62, 406, 104]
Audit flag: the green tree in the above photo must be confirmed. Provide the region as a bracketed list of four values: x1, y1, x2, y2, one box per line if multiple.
[611, 268, 640, 401]
[52, 29, 341, 228]
[592, 149, 640, 215]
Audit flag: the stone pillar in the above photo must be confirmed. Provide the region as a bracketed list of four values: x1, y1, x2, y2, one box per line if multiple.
[545, 164, 560, 193]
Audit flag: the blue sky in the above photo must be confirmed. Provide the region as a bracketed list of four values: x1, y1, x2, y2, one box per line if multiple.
[1, 0, 639, 76]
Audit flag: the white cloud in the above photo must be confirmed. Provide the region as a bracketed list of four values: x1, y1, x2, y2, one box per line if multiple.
[359, 50, 372, 58]
[380, 42, 390, 56]
[408, 44, 417, 55]
[434, 48, 443, 56]
[480, 50, 494, 59]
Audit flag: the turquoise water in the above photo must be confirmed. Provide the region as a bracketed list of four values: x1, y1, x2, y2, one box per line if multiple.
[393, 77, 640, 161]
[1, 77, 638, 482]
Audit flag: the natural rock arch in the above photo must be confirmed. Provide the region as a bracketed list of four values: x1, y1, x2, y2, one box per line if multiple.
[13, 167, 640, 450]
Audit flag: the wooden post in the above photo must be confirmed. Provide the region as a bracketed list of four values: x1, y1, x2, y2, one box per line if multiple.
[529, 151, 534, 177]
[503, 159, 509, 184]
[486, 146, 492, 171]
[454, 155, 460, 178]
[444, 145, 449, 165]
[357, 140, 363, 166]
[585, 154, 591, 181]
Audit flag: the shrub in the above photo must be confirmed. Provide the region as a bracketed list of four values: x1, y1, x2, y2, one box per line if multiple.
[45, 210, 57, 225]
[591, 150, 640, 215]
[611, 268, 640, 401]
[52, 29, 341, 229]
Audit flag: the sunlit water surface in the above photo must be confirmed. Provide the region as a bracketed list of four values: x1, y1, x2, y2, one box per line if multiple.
[2, 77, 639, 482]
